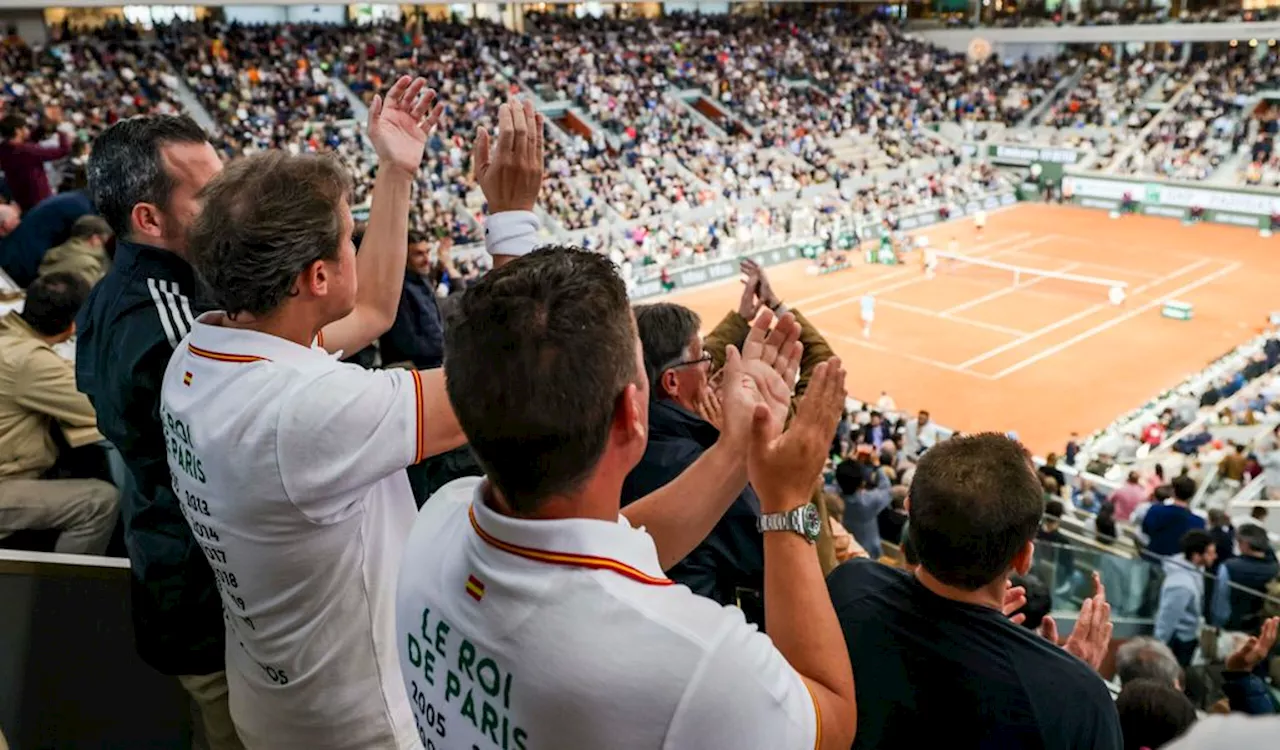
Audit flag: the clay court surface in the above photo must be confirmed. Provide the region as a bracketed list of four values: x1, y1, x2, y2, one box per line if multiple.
[668, 204, 1280, 455]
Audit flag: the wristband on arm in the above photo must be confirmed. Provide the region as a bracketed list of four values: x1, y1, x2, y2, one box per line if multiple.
[484, 211, 540, 259]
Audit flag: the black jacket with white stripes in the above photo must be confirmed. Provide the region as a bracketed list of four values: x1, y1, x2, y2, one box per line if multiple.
[76, 239, 225, 676]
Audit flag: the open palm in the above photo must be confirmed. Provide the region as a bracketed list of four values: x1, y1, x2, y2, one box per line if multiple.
[368, 75, 445, 175]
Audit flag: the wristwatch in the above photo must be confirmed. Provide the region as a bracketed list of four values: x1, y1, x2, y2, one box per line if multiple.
[757, 503, 822, 543]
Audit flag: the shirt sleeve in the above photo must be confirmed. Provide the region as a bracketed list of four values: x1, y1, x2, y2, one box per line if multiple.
[666, 617, 818, 750]
[16, 347, 101, 437]
[276, 365, 425, 520]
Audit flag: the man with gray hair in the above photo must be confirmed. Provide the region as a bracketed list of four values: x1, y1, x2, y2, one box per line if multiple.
[622, 301, 801, 628]
[38, 214, 114, 286]
[1115, 636, 1183, 690]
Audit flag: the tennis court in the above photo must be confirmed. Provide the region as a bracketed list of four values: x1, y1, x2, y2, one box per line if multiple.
[668, 204, 1280, 455]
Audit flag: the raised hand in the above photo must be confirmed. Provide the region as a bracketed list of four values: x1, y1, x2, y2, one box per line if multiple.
[736, 309, 803, 431]
[746, 357, 847, 514]
[1003, 582, 1029, 625]
[737, 262, 761, 321]
[743, 258, 780, 309]
[368, 76, 444, 176]
[472, 99, 544, 213]
[1225, 616, 1278, 673]
[1048, 572, 1113, 671]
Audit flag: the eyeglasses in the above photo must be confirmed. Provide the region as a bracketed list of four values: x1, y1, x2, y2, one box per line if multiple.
[662, 351, 713, 371]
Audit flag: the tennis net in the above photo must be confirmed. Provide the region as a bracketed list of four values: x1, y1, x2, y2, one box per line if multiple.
[936, 251, 1128, 300]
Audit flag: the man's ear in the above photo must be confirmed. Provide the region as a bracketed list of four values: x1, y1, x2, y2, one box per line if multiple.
[1012, 540, 1034, 576]
[129, 202, 164, 241]
[614, 383, 645, 444]
[660, 369, 678, 399]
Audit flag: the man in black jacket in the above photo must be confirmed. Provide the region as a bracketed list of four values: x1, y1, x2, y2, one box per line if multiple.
[621, 302, 783, 627]
[381, 232, 481, 503]
[75, 115, 243, 748]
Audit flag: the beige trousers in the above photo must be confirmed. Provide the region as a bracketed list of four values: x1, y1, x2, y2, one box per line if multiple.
[178, 671, 246, 750]
[0, 477, 118, 554]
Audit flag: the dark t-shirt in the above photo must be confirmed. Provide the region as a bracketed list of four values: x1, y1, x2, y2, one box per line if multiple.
[828, 560, 1122, 750]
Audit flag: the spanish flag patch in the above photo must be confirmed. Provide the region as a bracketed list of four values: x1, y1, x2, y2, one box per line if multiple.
[465, 574, 485, 602]
[183, 371, 193, 386]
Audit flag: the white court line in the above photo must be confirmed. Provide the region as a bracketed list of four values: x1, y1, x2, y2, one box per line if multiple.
[804, 235, 1060, 317]
[789, 232, 1034, 308]
[991, 261, 1244, 379]
[938, 261, 1084, 316]
[956, 257, 1216, 370]
[828, 333, 995, 380]
[876, 298, 1029, 336]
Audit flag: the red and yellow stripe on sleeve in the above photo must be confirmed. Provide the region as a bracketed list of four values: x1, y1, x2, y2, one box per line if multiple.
[410, 369, 426, 463]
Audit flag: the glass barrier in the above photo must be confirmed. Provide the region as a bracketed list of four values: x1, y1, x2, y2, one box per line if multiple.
[1032, 540, 1280, 625]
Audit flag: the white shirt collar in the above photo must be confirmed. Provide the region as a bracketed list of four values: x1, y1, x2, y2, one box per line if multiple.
[188, 311, 337, 363]
[467, 481, 670, 586]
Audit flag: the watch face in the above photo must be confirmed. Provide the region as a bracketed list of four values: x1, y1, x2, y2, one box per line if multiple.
[801, 504, 822, 541]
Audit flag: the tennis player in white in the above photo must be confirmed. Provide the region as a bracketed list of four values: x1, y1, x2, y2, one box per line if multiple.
[861, 293, 876, 338]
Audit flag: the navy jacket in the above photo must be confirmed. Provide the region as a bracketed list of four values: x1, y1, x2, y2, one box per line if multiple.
[0, 190, 92, 286]
[620, 399, 765, 627]
[380, 271, 444, 369]
[75, 240, 224, 676]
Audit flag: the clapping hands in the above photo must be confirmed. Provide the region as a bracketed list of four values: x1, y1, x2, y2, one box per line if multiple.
[473, 99, 544, 213]
[1038, 572, 1113, 671]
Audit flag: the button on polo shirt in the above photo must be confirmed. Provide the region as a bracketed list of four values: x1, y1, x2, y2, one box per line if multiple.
[395, 477, 819, 750]
[161, 312, 427, 749]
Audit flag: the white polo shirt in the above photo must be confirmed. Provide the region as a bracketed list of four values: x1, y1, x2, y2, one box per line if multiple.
[395, 477, 818, 750]
[160, 314, 426, 749]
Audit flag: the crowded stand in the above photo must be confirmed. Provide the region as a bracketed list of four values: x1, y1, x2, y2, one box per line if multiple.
[6, 7, 1280, 750]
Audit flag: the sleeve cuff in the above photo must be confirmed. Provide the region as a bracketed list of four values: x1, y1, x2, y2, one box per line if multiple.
[484, 210, 540, 258]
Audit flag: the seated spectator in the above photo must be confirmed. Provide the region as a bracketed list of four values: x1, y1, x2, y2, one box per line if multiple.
[1212, 525, 1279, 634]
[1143, 475, 1205, 558]
[0, 190, 93, 287]
[1115, 679, 1197, 750]
[37, 215, 114, 286]
[1155, 529, 1216, 667]
[828, 433, 1121, 748]
[1038, 500, 1069, 545]
[396, 246, 857, 748]
[835, 453, 893, 559]
[821, 492, 866, 564]
[1115, 637, 1183, 689]
[0, 272, 117, 553]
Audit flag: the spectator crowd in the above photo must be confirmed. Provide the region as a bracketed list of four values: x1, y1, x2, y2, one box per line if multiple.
[4, 10, 1280, 750]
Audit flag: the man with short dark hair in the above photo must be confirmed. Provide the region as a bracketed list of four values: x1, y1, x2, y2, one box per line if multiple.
[381, 232, 483, 504]
[0, 272, 116, 554]
[1155, 529, 1216, 667]
[1212, 524, 1279, 634]
[829, 432, 1121, 749]
[75, 111, 243, 749]
[0, 113, 72, 211]
[397, 244, 857, 748]
[1143, 475, 1206, 557]
[38, 214, 114, 285]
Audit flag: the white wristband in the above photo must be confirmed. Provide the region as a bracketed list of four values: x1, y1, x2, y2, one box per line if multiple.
[484, 210, 540, 259]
